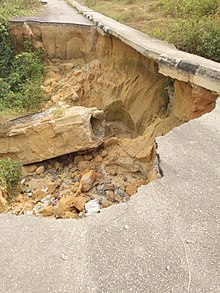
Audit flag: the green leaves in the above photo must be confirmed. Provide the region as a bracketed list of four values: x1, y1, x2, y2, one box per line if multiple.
[159, 0, 219, 18]
[14, 52, 44, 81]
[0, 21, 13, 76]
[164, 18, 220, 62]
[154, 0, 220, 62]
[0, 158, 22, 190]
[0, 0, 44, 114]
[0, 0, 41, 19]
[196, 19, 220, 61]
[0, 22, 45, 113]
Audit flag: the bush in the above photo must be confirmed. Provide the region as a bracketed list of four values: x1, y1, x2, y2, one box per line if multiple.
[152, 0, 220, 62]
[196, 18, 220, 61]
[0, 0, 45, 115]
[159, 0, 219, 18]
[152, 17, 220, 62]
[0, 21, 45, 113]
[0, 158, 22, 192]
[13, 52, 44, 83]
[0, 21, 13, 77]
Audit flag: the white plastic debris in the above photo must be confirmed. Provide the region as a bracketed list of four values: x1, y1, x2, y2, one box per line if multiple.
[85, 199, 100, 215]
[28, 192, 33, 197]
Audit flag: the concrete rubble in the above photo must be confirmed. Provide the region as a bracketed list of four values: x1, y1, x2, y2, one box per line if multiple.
[0, 105, 105, 164]
[5, 146, 149, 219]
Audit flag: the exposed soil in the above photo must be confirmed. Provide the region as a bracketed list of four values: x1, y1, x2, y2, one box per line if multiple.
[1, 22, 218, 219]
[1, 58, 161, 218]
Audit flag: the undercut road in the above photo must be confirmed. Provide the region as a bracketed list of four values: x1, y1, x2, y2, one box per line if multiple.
[0, 100, 219, 292]
[1, 0, 220, 292]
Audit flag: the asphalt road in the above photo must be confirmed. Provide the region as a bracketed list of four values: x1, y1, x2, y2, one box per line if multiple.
[11, 0, 93, 26]
[0, 98, 219, 292]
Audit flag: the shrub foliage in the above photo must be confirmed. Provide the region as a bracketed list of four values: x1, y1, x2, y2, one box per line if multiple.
[0, 0, 45, 114]
[0, 158, 22, 191]
[155, 0, 220, 62]
[159, 0, 219, 18]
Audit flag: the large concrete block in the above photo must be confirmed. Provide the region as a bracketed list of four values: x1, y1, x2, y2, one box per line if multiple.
[0, 105, 105, 164]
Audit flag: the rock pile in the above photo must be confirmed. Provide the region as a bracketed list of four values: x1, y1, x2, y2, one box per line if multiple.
[7, 146, 152, 219]
[0, 58, 163, 218]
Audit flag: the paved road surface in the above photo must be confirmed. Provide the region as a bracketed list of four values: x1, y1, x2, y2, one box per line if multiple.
[11, 0, 93, 26]
[0, 99, 219, 292]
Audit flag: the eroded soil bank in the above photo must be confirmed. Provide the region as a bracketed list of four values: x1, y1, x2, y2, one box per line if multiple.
[0, 23, 218, 218]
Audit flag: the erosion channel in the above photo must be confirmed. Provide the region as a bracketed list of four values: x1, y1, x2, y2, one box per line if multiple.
[0, 22, 218, 218]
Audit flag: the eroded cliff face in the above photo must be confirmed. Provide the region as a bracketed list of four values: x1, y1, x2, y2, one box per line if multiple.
[0, 22, 217, 218]
[5, 23, 218, 179]
[7, 23, 218, 177]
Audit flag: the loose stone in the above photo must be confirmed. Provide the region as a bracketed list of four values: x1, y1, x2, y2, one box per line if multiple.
[36, 166, 45, 175]
[32, 189, 47, 201]
[39, 205, 54, 216]
[81, 170, 99, 192]
[101, 150, 108, 157]
[85, 199, 100, 215]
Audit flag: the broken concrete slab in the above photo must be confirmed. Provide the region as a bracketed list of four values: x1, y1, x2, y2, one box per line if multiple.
[0, 99, 219, 292]
[0, 105, 105, 164]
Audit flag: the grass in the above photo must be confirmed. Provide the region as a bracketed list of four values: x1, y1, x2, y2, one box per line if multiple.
[0, 0, 41, 19]
[52, 105, 64, 119]
[78, 0, 172, 32]
[81, 0, 164, 34]
[80, 0, 220, 62]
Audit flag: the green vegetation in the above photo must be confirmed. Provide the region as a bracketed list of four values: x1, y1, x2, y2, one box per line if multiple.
[52, 105, 64, 119]
[0, 0, 45, 116]
[159, 0, 219, 18]
[154, 0, 220, 62]
[0, 0, 41, 19]
[0, 158, 22, 195]
[82, 0, 220, 62]
[81, 0, 149, 24]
